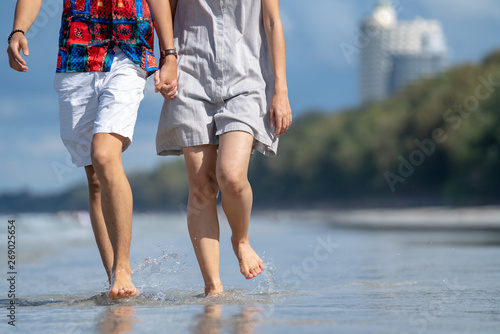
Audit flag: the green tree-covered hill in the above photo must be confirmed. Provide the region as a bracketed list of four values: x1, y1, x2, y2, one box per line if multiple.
[250, 50, 500, 207]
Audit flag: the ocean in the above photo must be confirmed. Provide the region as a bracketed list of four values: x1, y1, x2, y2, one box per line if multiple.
[1, 209, 499, 333]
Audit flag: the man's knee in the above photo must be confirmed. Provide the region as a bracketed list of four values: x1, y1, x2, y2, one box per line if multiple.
[91, 146, 118, 170]
[91, 133, 124, 169]
[85, 166, 101, 195]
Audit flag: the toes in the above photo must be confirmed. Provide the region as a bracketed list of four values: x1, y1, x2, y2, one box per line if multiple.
[259, 260, 265, 271]
[108, 288, 119, 300]
[251, 261, 263, 276]
[126, 288, 137, 298]
[109, 287, 137, 300]
[243, 263, 263, 279]
[120, 288, 136, 298]
[242, 267, 251, 279]
[234, 243, 264, 279]
[241, 265, 254, 279]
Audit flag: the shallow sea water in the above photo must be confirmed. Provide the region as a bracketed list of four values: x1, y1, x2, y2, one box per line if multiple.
[1, 210, 499, 333]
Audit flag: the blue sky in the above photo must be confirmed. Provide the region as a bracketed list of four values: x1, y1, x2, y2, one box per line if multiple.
[1, 0, 499, 194]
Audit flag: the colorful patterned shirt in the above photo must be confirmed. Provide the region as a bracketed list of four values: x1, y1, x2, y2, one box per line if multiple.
[57, 0, 158, 73]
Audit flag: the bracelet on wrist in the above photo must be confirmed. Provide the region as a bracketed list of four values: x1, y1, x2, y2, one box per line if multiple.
[160, 49, 178, 60]
[7, 29, 25, 44]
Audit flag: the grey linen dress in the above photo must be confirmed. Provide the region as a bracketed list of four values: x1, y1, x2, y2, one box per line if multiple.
[155, 0, 278, 156]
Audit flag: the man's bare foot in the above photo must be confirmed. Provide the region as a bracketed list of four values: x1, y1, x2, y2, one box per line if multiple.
[232, 240, 264, 279]
[205, 281, 224, 297]
[108, 268, 137, 300]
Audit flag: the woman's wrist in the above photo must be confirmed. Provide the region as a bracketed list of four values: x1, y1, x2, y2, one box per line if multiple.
[274, 78, 288, 93]
[273, 85, 288, 95]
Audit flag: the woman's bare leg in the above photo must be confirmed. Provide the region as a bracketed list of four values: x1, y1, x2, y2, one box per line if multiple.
[217, 131, 264, 279]
[183, 145, 224, 296]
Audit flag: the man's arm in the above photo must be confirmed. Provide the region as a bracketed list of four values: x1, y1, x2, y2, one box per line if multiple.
[169, 0, 177, 22]
[262, 0, 292, 136]
[7, 0, 44, 72]
[146, 0, 178, 100]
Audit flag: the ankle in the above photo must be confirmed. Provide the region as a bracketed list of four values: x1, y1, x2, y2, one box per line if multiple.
[112, 265, 132, 275]
[204, 281, 224, 297]
[205, 280, 223, 289]
[231, 237, 249, 248]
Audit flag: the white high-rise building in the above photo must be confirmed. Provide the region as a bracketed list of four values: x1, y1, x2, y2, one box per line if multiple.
[360, 0, 448, 104]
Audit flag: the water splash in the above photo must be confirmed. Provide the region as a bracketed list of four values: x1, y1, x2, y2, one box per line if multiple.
[256, 261, 277, 295]
[131, 250, 189, 301]
[254, 258, 279, 319]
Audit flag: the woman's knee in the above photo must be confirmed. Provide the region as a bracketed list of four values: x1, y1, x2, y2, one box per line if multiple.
[216, 166, 248, 196]
[189, 171, 219, 205]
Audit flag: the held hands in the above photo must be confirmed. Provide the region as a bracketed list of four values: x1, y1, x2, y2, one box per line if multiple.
[154, 56, 178, 100]
[7, 33, 29, 72]
[270, 90, 292, 136]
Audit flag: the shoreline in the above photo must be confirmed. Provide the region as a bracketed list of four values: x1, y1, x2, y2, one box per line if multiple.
[254, 206, 500, 231]
[3, 206, 500, 231]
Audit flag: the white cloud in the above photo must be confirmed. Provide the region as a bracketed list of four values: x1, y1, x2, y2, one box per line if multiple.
[17, 135, 66, 157]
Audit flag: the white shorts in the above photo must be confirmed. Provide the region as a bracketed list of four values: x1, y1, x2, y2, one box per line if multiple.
[54, 48, 147, 167]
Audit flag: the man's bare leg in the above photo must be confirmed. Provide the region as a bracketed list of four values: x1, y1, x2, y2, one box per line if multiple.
[183, 145, 224, 296]
[217, 131, 264, 279]
[91, 133, 136, 300]
[84, 165, 114, 284]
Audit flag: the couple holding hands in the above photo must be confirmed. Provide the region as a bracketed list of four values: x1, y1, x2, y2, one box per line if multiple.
[7, 0, 291, 299]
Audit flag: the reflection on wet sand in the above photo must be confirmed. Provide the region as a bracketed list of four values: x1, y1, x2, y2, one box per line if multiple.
[96, 306, 139, 334]
[192, 304, 222, 334]
[192, 304, 265, 334]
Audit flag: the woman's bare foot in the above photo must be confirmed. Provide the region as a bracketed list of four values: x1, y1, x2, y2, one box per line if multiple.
[205, 281, 224, 297]
[232, 240, 264, 279]
[108, 268, 137, 300]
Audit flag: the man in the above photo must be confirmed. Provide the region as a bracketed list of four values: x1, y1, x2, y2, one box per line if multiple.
[7, 0, 177, 300]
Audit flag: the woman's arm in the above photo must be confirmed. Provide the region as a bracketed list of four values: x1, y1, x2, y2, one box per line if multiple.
[146, 0, 178, 99]
[7, 0, 43, 72]
[262, 0, 292, 136]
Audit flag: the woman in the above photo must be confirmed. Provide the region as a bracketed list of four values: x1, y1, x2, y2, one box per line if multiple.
[156, 0, 291, 296]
